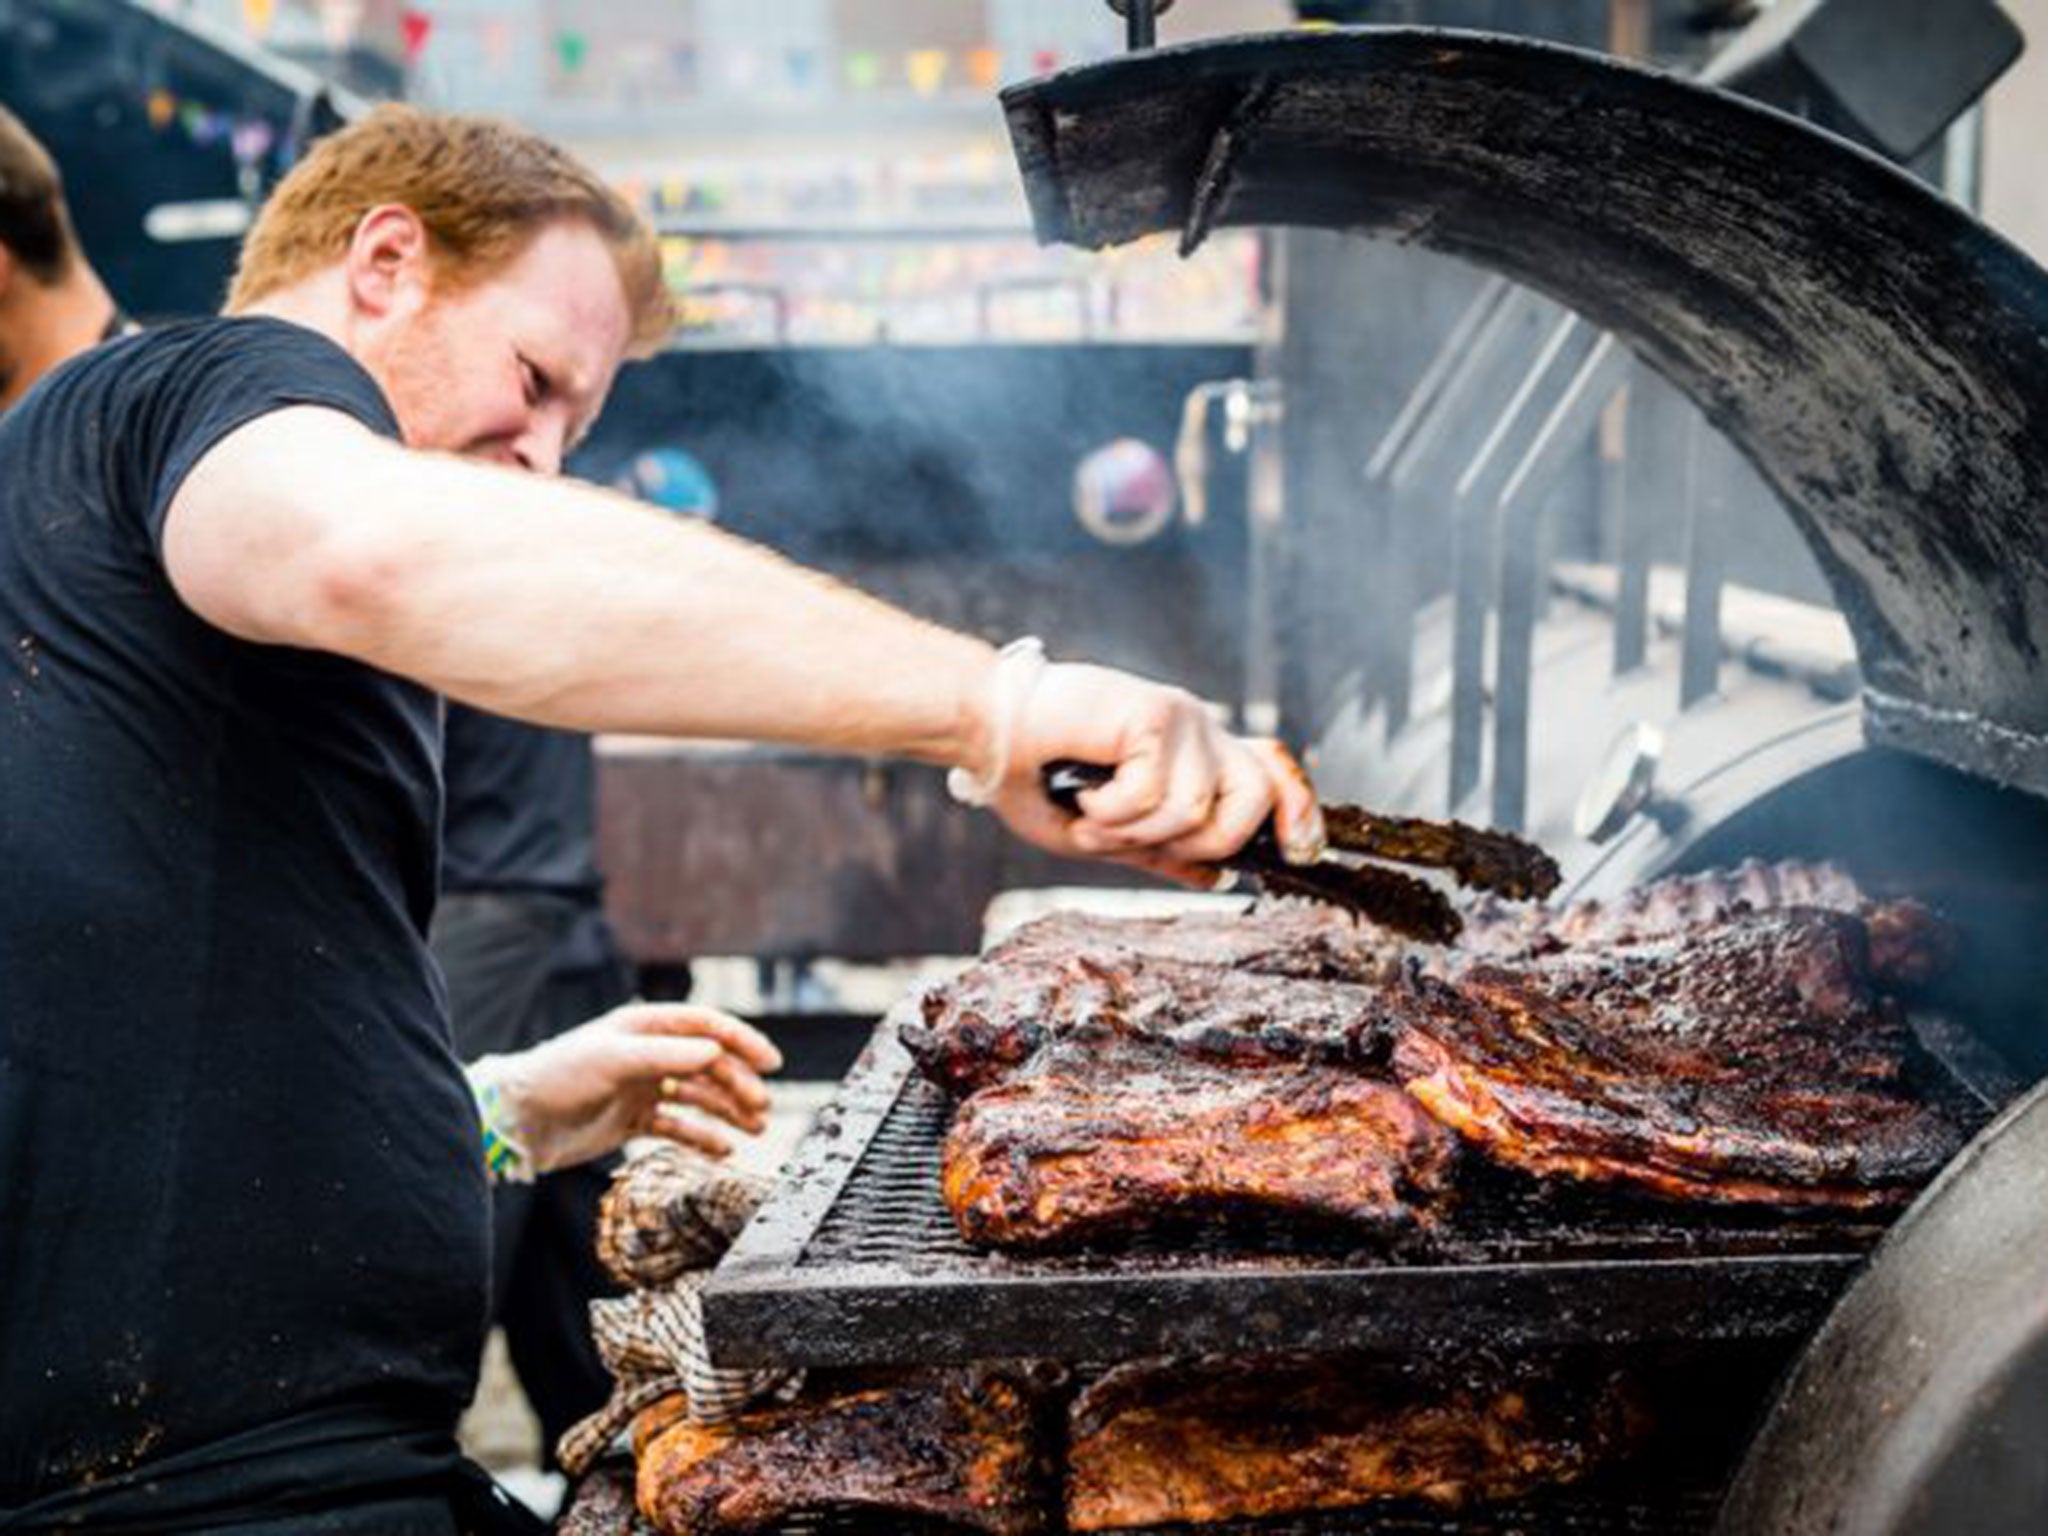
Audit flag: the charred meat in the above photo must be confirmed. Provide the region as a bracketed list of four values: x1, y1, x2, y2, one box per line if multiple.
[633, 1369, 1052, 1535]
[1460, 859, 1956, 995]
[905, 931, 1398, 1098]
[943, 1052, 1458, 1251]
[1065, 1355, 1639, 1530]
[1395, 908, 1966, 1206]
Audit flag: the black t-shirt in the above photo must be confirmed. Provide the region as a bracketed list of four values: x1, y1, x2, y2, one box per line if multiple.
[0, 319, 488, 1527]
[440, 705, 602, 898]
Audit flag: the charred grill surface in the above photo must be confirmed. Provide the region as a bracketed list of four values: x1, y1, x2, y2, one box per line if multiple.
[1395, 910, 1966, 1206]
[1065, 1356, 1638, 1531]
[633, 1369, 1052, 1535]
[942, 1053, 1458, 1251]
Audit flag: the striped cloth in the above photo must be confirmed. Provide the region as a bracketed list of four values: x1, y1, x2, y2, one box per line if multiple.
[558, 1148, 805, 1477]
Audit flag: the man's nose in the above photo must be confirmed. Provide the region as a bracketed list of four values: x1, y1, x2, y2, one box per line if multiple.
[510, 417, 567, 477]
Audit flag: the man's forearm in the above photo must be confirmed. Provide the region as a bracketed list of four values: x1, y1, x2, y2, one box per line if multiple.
[166, 409, 1000, 766]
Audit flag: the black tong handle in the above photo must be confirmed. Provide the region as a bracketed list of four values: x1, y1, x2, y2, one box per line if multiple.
[1042, 758, 1116, 816]
[1041, 759, 1286, 867]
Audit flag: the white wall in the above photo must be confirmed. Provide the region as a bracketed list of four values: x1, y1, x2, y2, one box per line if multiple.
[1983, 0, 2048, 263]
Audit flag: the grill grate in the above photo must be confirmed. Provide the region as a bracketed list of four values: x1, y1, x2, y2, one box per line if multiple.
[804, 1067, 1896, 1272]
[702, 1008, 2001, 1371]
[739, 1481, 1724, 1534]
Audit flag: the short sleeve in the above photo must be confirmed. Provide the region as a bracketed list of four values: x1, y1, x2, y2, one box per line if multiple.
[119, 317, 402, 554]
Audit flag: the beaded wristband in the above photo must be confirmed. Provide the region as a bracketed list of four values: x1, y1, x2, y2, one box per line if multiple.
[946, 636, 1046, 807]
[472, 1074, 537, 1185]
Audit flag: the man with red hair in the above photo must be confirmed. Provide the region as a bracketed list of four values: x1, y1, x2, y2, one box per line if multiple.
[0, 106, 1318, 1531]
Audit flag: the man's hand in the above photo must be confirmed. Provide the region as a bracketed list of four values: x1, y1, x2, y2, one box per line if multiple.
[981, 661, 1325, 887]
[474, 1003, 782, 1174]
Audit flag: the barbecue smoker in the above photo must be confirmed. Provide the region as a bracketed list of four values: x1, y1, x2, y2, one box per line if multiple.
[695, 27, 2048, 1536]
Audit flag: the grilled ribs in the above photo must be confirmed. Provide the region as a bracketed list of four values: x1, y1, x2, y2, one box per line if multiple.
[1065, 1355, 1638, 1530]
[633, 1369, 1051, 1535]
[905, 918, 1398, 1098]
[943, 1052, 1458, 1250]
[1460, 859, 1955, 993]
[1394, 907, 1966, 1206]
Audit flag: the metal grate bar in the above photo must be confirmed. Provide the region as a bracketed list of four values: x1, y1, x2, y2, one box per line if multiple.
[751, 1481, 1724, 1534]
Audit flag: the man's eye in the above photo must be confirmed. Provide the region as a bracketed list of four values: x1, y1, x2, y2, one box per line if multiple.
[519, 359, 545, 405]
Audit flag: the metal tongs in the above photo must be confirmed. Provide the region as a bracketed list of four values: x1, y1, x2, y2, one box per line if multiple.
[1042, 760, 1560, 944]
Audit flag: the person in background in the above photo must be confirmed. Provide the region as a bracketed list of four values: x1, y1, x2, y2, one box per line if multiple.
[432, 443, 726, 1461]
[433, 705, 646, 1457]
[0, 103, 125, 414]
[0, 104, 1319, 1532]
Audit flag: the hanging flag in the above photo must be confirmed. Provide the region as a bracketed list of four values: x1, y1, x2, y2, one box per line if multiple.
[844, 50, 881, 91]
[723, 46, 758, 91]
[481, 17, 512, 69]
[146, 89, 177, 130]
[400, 9, 433, 63]
[1032, 48, 1060, 75]
[965, 46, 1001, 91]
[240, 0, 275, 37]
[905, 48, 948, 97]
[786, 46, 820, 92]
[670, 44, 698, 86]
[555, 29, 589, 74]
[231, 117, 275, 165]
[318, 0, 364, 51]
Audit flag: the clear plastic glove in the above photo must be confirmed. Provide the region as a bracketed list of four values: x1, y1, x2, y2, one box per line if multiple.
[469, 1002, 783, 1176]
[982, 661, 1325, 887]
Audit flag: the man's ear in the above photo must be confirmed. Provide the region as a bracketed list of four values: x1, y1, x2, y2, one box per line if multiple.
[0, 242, 16, 303]
[344, 204, 432, 319]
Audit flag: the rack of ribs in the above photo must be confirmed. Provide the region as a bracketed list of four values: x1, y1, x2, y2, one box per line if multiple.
[1393, 907, 1966, 1206]
[1065, 1355, 1640, 1530]
[1460, 859, 1955, 991]
[904, 936, 1401, 1098]
[943, 1048, 1459, 1250]
[632, 1368, 1052, 1535]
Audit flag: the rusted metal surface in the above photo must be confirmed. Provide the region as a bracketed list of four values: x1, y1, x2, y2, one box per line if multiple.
[1002, 28, 2048, 796]
[596, 746, 1123, 962]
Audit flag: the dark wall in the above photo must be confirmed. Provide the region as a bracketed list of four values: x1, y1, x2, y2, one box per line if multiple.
[575, 342, 1260, 707]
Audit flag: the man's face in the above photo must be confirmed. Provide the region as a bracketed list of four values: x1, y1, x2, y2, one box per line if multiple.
[370, 218, 633, 474]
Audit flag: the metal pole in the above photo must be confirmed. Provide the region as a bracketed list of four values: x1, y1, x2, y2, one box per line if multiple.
[1127, 0, 1158, 51]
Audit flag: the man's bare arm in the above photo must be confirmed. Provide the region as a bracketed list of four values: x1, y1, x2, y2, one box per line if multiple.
[165, 406, 992, 757]
[162, 406, 1322, 871]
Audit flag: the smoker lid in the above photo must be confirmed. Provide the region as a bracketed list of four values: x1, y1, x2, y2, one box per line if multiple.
[1002, 29, 2048, 795]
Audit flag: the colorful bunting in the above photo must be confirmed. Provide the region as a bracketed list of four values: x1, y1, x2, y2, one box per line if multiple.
[555, 29, 588, 73]
[966, 46, 1002, 91]
[786, 46, 822, 92]
[481, 17, 513, 68]
[239, 0, 275, 37]
[843, 50, 881, 91]
[905, 48, 948, 97]
[317, 0, 364, 51]
[399, 9, 433, 63]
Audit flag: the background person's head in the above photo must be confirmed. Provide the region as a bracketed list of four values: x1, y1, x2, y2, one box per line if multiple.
[0, 104, 114, 413]
[228, 105, 674, 472]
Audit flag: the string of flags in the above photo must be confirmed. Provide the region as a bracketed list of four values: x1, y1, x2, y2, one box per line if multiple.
[144, 86, 295, 171]
[229, 2, 1076, 94]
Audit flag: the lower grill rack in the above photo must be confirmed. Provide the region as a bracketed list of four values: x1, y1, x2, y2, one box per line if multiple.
[703, 1480, 1726, 1535]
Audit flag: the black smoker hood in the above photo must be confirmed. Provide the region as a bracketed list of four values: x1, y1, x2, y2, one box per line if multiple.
[1001, 28, 2048, 797]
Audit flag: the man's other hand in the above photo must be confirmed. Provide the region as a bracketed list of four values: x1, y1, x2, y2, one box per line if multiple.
[480, 1002, 783, 1173]
[984, 662, 1325, 887]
